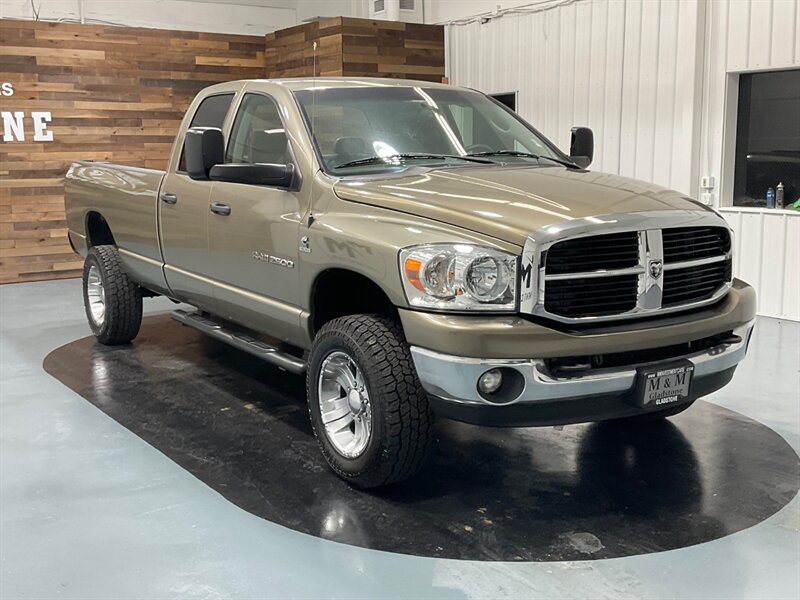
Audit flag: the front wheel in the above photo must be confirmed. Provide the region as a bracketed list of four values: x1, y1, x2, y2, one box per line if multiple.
[307, 315, 434, 488]
[82, 245, 142, 345]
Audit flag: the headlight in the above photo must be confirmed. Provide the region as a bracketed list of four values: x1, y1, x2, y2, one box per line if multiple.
[399, 244, 517, 311]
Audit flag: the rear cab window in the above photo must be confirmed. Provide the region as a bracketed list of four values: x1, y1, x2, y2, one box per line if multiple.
[178, 93, 235, 172]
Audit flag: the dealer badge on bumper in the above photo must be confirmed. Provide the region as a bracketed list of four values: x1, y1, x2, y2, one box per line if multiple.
[634, 361, 694, 409]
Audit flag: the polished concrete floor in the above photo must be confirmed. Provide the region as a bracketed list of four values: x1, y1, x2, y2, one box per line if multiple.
[1, 279, 799, 599]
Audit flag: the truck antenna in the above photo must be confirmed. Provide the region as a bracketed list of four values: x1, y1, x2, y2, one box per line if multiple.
[311, 40, 318, 137]
[308, 40, 318, 229]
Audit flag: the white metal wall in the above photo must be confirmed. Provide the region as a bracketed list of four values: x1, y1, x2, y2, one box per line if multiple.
[0, 0, 297, 34]
[446, 0, 704, 195]
[446, 0, 800, 320]
[700, 0, 800, 320]
[722, 208, 800, 320]
[425, 0, 539, 23]
[698, 0, 800, 207]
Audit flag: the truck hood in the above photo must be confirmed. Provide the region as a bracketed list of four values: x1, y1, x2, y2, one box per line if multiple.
[334, 165, 705, 247]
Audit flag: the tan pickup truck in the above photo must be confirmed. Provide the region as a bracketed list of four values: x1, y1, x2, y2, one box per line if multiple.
[65, 78, 756, 487]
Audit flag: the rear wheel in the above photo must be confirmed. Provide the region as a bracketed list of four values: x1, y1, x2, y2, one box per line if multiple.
[82, 245, 142, 345]
[307, 315, 434, 488]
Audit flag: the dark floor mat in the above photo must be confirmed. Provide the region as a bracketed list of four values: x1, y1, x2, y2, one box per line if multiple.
[44, 314, 800, 561]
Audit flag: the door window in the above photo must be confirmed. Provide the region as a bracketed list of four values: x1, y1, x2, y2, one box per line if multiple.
[227, 94, 290, 164]
[178, 93, 234, 172]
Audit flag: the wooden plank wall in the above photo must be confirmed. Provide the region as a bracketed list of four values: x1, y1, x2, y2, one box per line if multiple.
[265, 17, 445, 82]
[1, 16, 444, 284]
[265, 18, 345, 77]
[0, 19, 265, 284]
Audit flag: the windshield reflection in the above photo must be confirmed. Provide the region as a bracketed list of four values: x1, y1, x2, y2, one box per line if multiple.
[294, 85, 563, 174]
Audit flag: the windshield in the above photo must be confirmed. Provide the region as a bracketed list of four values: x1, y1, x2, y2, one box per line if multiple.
[293, 86, 565, 175]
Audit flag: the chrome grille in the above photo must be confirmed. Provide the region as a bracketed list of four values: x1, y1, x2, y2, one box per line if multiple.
[544, 274, 639, 317]
[521, 216, 734, 324]
[663, 226, 731, 262]
[662, 259, 733, 307]
[545, 231, 640, 274]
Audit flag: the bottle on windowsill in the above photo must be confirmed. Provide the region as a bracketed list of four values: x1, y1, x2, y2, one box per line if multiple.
[776, 182, 784, 209]
[767, 187, 776, 208]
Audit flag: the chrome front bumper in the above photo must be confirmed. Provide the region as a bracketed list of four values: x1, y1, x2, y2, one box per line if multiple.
[410, 320, 755, 409]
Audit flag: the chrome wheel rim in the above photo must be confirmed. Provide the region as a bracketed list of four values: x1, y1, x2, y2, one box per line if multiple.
[318, 351, 372, 458]
[86, 264, 106, 327]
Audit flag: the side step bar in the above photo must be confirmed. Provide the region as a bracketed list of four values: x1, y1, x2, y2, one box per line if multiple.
[171, 309, 307, 374]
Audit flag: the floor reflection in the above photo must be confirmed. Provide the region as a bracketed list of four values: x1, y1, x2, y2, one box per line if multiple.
[45, 315, 799, 561]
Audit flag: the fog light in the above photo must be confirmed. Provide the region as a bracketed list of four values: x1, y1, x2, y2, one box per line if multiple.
[478, 368, 503, 394]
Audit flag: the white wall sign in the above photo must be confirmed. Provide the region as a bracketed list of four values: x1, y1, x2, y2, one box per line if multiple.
[1, 82, 55, 142]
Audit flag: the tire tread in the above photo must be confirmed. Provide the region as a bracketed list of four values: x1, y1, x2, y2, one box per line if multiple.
[307, 314, 434, 488]
[83, 245, 142, 345]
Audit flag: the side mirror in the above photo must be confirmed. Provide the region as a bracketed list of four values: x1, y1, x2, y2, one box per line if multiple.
[569, 126, 594, 169]
[209, 163, 295, 188]
[185, 127, 224, 180]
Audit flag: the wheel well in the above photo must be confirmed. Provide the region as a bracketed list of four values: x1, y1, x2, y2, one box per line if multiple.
[85, 211, 115, 248]
[311, 269, 397, 334]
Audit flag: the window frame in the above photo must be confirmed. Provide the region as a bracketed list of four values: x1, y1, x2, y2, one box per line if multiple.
[718, 67, 800, 211]
[730, 68, 800, 209]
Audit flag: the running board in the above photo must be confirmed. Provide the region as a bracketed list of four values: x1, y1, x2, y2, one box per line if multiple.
[171, 309, 307, 374]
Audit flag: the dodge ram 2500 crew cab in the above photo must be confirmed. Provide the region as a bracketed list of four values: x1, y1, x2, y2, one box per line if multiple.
[65, 78, 756, 487]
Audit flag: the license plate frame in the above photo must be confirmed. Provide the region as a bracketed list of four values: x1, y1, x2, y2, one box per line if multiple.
[633, 361, 694, 409]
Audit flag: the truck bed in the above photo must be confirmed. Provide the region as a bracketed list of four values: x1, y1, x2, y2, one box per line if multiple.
[65, 161, 169, 294]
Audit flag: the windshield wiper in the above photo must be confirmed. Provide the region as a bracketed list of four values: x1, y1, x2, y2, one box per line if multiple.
[466, 150, 580, 169]
[334, 153, 494, 170]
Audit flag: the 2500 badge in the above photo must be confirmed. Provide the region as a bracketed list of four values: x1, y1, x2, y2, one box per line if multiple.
[252, 251, 294, 269]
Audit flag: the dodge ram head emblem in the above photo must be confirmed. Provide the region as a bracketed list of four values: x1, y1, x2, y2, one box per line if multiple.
[649, 260, 663, 278]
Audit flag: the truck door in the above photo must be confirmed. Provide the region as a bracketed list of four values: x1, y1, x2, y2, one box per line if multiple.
[206, 92, 304, 343]
[160, 92, 235, 310]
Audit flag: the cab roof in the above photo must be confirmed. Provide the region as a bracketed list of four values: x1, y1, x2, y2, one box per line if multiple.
[244, 77, 454, 92]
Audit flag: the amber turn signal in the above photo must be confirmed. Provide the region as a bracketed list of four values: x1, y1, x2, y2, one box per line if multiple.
[404, 258, 425, 291]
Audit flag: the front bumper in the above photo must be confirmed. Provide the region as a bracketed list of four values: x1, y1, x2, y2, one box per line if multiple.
[406, 279, 756, 427]
[399, 279, 756, 359]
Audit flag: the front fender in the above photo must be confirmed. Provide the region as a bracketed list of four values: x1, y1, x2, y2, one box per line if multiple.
[298, 198, 522, 313]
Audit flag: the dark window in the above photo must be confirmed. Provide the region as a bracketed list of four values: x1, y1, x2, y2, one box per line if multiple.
[733, 69, 800, 208]
[490, 92, 517, 112]
[178, 93, 235, 172]
[227, 94, 289, 164]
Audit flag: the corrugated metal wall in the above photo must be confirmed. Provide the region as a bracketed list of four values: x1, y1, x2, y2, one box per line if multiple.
[700, 0, 800, 321]
[722, 208, 800, 320]
[446, 0, 800, 320]
[446, 0, 704, 195]
[698, 0, 799, 208]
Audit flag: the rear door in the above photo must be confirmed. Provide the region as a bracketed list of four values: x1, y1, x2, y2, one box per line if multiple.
[160, 92, 236, 309]
[205, 92, 304, 342]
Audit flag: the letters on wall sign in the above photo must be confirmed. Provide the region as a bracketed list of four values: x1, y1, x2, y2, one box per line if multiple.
[1, 82, 54, 142]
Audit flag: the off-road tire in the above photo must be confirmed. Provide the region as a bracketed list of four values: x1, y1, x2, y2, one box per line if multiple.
[307, 314, 434, 488]
[616, 399, 696, 424]
[82, 245, 142, 345]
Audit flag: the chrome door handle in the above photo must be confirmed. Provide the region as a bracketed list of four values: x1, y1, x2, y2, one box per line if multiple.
[160, 192, 178, 205]
[210, 202, 231, 216]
